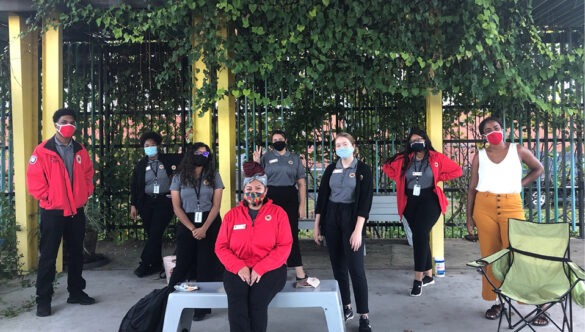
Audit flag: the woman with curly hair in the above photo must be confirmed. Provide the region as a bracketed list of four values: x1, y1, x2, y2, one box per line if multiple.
[130, 131, 181, 278]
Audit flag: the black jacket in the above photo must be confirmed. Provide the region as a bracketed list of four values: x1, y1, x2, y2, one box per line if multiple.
[315, 159, 374, 235]
[130, 153, 182, 211]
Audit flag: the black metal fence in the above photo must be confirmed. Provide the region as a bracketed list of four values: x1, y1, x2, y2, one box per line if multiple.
[0, 37, 583, 243]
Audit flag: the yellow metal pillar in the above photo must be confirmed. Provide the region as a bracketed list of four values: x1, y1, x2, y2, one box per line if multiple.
[9, 15, 39, 273]
[217, 27, 236, 216]
[426, 89, 444, 272]
[41, 18, 64, 271]
[42, 19, 63, 137]
[191, 57, 212, 143]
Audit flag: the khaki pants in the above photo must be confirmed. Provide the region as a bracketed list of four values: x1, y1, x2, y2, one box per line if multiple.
[473, 192, 525, 301]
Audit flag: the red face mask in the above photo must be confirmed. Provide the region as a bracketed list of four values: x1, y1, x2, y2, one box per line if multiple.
[57, 123, 76, 138]
[485, 131, 503, 145]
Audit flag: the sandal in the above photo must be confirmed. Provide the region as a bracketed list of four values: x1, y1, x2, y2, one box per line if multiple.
[485, 304, 503, 320]
[532, 315, 549, 326]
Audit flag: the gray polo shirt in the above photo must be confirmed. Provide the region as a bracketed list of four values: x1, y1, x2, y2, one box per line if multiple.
[405, 157, 434, 189]
[55, 137, 74, 184]
[170, 171, 224, 212]
[328, 158, 357, 204]
[144, 159, 171, 194]
[260, 150, 305, 187]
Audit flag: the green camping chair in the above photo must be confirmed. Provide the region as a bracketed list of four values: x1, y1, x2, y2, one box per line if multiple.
[467, 218, 585, 332]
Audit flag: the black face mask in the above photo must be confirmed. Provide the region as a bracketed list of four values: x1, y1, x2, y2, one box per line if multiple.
[272, 141, 287, 151]
[410, 142, 425, 152]
[193, 155, 208, 166]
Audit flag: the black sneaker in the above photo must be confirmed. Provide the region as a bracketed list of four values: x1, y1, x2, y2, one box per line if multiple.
[359, 316, 372, 332]
[410, 280, 422, 296]
[134, 264, 149, 278]
[343, 306, 354, 322]
[193, 308, 211, 321]
[134, 264, 160, 278]
[67, 291, 96, 305]
[422, 276, 435, 287]
[36, 301, 51, 317]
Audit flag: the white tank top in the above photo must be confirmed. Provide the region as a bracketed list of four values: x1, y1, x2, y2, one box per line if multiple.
[476, 143, 523, 193]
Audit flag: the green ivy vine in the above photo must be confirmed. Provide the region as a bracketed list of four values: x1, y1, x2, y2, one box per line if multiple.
[29, 0, 584, 117]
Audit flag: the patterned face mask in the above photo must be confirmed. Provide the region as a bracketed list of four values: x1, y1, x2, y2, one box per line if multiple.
[243, 191, 266, 207]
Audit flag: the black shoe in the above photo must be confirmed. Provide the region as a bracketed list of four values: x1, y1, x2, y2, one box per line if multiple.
[410, 280, 422, 297]
[67, 291, 96, 305]
[343, 306, 354, 322]
[193, 308, 210, 321]
[359, 316, 372, 332]
[422, 276, 435, 287]
[134, 264, 160, 278]
[36, 302, 51, 317]
[193, 313, 207, 321]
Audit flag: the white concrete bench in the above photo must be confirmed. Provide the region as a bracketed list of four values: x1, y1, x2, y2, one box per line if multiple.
[162, 280, 345, 332]
[299, 194, 412, 244]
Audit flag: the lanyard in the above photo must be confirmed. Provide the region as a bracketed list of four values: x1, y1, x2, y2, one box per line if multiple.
[149, 160, 159, 178]
[194, 176, 203, 210]
[412, 157, 427, 184]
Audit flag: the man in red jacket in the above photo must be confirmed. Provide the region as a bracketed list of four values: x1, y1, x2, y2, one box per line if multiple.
[26, 108, 96, 317]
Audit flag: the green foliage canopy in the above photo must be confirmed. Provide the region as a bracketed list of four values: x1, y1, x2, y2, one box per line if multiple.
[31, 0, 584, 115]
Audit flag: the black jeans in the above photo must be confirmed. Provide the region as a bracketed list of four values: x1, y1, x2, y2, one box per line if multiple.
[138, 195, 173, 268]
[403, 188, 441, 272]
[36, 208, 86, 302]
[267, 186, 303, 267]
[223, 265, 287, 332]
[324, 201, 369, 314]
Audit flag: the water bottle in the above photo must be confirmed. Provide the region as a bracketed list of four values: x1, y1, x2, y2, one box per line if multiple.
[435, 257, 445, 277]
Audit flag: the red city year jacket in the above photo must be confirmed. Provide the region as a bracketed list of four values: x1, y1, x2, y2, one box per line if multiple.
[26, 137, 95, 217]
[382, 150, 462, 218]
[215, 199, 292, 276]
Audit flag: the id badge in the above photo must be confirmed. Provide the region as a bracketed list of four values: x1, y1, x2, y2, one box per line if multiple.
[413, 184, 421, 196]
[153, 184, 160, 194]
[412, 171, 423, 177]
[194, 211, 203, 224]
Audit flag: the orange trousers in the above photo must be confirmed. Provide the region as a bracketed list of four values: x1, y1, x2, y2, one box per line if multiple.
[473, 192, 525, 301]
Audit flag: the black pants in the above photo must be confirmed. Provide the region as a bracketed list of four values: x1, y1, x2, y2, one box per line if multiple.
[267, 186, 303, 267]
[403, 188, 441, 272]
[324, 202, 369, 314]
[168, 212, 223, 287]
[223, 265, 287, 332]
[138, 195, 173, 268]
[36, 208, 86, 302]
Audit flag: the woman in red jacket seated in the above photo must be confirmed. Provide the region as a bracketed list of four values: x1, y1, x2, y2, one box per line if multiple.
[215, 162, 292, 332]
[383, 128, 462, 297]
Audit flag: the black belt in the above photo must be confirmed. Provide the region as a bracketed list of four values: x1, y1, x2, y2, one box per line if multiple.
[145, 193, 170, 199]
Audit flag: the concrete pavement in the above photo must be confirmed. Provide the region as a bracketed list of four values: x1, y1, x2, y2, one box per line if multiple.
[0, 238, 583, 332]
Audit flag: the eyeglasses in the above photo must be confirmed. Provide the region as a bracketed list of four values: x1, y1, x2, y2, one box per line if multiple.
[195, 151, 210, 157]
[409, 138, 424, 144]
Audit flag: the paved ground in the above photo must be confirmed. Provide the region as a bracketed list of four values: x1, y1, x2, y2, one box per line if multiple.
[0, 238, 583, 332]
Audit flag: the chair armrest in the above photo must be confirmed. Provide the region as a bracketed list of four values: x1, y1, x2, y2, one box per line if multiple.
[568, 262, 585, 281]
[466, 249, 510, 268]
